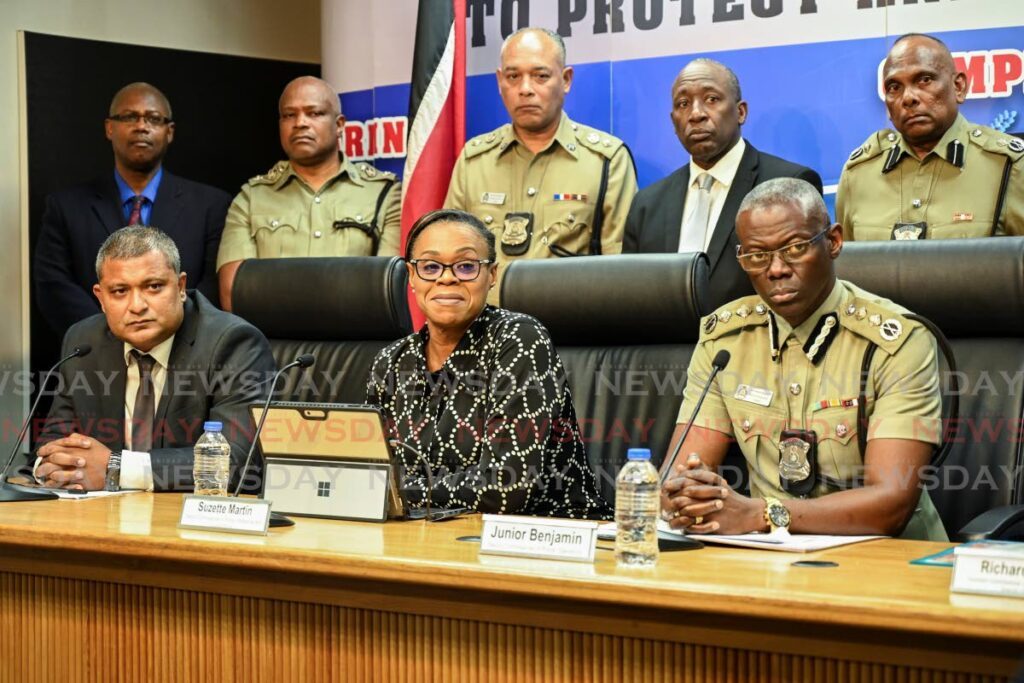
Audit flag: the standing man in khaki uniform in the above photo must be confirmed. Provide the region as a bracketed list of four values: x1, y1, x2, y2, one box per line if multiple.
[837, 33, 1023, 241]
[217, 76, 402, 310]
[445, 28, 638, 304]
[660, 178, 947, 541]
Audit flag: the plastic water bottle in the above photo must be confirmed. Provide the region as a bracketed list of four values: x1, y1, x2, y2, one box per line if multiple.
[615, 448, 660, 567]
[193, 421, 231, 496]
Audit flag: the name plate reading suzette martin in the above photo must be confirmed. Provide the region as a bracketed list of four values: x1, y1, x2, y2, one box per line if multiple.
[479, 514, 599, 563]
[178, 495, 272, 536]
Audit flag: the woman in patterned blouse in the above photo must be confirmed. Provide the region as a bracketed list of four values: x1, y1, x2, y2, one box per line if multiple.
[367, 209, 610, 519]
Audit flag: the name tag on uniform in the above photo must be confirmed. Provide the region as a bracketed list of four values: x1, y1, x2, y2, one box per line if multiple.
[481, 192, 506, 205]
[734, 384, 773, 407]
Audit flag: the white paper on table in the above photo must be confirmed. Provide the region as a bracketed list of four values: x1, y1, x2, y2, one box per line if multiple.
[51, 489, 142, 501]
[598, 520, 884, 553]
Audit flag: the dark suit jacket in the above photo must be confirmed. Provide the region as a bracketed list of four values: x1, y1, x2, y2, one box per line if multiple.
[623, 141, 823, 311]
[38, 291, 276, 492]
[34, 170, 231, 337]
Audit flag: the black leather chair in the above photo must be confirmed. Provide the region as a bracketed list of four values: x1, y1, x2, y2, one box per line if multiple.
[837, 237, 1024, 540]
[232, 257, 413, 403]
[502, 254, 710, 504]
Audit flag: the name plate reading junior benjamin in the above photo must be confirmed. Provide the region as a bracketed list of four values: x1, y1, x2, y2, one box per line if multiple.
[479, 514, 599, 563]
[178, 495, 271, 536]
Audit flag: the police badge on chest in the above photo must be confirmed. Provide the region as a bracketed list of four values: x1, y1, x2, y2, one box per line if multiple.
[779, 429, 818, 497]
[501, 212, 533, 256]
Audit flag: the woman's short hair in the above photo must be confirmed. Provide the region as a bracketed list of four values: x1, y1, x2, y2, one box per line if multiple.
[404, 209, 497, 262]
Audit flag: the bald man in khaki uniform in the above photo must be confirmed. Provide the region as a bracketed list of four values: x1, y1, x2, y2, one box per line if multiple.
[837, 33, 1023, 241]
[661, 178, 947, 541]
[217, 76, 401, 310]
[445, 28, 637, 304]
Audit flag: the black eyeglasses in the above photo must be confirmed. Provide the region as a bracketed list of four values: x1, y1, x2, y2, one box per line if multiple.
[108, 112, 173, 127]
[735, 228, 830, 273]
[409, 259, 493, 282]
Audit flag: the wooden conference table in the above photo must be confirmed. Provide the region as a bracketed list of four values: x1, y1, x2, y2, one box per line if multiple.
[0, 493, 1021, 682]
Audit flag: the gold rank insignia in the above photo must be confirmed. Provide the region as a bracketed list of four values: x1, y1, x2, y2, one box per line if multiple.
[703, 313, 718, 334]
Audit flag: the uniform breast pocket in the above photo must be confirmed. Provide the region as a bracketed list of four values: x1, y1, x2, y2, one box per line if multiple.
[250, 214, 302, 258]
[809, 406, 861, 483]
[723, 399, 785, 482]
[540, 201, 595, 254]
[929, 220, 994, 239]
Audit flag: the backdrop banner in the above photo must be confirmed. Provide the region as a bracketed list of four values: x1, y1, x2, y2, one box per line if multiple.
[324, 0, 1023, 214]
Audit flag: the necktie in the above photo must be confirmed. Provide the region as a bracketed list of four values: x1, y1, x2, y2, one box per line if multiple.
[130, 351, 157, 452]
[127, 195, 145, 226]
[678, 172, 715, 253]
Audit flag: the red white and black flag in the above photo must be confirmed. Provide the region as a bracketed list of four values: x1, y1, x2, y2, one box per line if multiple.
[401, 0, 466, 257]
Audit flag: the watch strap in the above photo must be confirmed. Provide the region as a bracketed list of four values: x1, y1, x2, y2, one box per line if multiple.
[105, 451, 122, 492]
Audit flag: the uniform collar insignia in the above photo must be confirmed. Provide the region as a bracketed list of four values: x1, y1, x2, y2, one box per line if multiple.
[945, 139, 965, 168]
[881, 144, 902, 174]
[768, 311, 780, 363]
[802, 313, 839, 365]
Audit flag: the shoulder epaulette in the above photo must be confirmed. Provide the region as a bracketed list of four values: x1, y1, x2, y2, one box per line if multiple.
[843, 130, 897, 170]
[464, 126, 508, 159]
[698, 295, 770, 341]
[837, 296, 920, 355]
[574, 124, 624, 160]
[248, 160, 290, 186]
[965, 123, 1024, 162]
[357, 162, 396, 182]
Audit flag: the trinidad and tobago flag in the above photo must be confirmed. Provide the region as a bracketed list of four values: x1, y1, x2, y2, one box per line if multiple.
[402, 0, 466, 327]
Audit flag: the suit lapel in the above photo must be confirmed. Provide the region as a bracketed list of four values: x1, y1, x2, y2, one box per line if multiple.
[97, 329, 127, 450]
[665, 166, 691, 252]
[706, 141, 759, 273]
[92, 176, 126, 236]
[156, 295, 199, 447]
[149, 172, 184, 232]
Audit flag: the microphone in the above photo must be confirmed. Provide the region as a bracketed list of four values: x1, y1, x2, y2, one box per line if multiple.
[1, 345, 92, 502]
[658, 349, 730, 489]
[231, 354, 315, 527]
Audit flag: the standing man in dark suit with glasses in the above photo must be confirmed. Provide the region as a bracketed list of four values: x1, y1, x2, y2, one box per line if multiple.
[34, 82, 231, 338]
[623, 59, 822, 311]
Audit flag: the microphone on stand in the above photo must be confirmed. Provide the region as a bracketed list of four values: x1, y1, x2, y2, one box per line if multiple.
[232, 354, 315, 527]
[658, 350, 731, 489]
[1, 345, 92, 502]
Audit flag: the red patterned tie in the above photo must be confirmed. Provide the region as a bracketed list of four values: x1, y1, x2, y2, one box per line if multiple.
[127, 195, 144, 226]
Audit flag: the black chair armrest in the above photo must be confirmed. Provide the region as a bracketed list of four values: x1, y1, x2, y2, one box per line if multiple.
[958, 505, 1024, 541]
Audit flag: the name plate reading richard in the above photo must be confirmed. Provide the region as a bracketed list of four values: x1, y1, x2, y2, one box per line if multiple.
[178, 495, 272, 536]
[479, 514, 599, 563]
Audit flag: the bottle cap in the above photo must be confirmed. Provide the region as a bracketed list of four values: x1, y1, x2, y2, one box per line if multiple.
[626, 448, 651, 461]
[203, 421, 223, 432]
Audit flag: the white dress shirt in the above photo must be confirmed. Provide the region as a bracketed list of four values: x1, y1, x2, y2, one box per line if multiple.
[680, 138, 747, 251]
[119, 335, 175, 490]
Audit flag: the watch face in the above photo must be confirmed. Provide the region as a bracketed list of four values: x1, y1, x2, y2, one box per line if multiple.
[769, 503, 790, 528]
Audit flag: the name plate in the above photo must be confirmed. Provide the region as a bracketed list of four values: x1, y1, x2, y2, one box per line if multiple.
[479, 514, 599, 563]
[178, 495, 271, 536]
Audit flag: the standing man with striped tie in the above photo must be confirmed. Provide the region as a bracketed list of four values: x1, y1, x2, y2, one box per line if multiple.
[34, 82, 231, 338]
[623, 59, 822, 311]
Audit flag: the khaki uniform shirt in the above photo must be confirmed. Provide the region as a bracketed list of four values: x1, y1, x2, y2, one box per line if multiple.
[678, 279, 947, 541]
[216, 157, 401, 269]
[445, 113, 638, 304]
[836, 114, 1024, 241]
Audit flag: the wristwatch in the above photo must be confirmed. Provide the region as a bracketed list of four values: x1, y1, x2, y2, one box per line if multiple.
[763, 496, 791, 532]
[104, 451, 122, 492]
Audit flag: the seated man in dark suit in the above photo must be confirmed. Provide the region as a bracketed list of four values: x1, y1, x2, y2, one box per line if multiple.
[34, 82, 231, 338]
[623, 59, 823, 310]
[34, 226, 276, 492]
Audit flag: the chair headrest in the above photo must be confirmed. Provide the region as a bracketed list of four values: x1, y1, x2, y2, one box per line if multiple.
[232, 257, 412, 340]
[500, 253, 709, 345]
[835, 238, 1024, 337]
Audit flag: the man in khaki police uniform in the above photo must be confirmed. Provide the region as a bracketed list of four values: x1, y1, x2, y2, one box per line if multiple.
[837, 33, 1023, 241]
[660, 177, 947, 541]
[444, 27, 638, 304]
[217, 76, 401, 310]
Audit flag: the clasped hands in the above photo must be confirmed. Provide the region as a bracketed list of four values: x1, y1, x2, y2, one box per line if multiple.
[660, 453, 765, 535]
[35, 433, 111, 491]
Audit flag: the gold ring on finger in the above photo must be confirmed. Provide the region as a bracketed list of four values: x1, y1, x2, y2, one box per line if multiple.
[694, 516, 703, 525]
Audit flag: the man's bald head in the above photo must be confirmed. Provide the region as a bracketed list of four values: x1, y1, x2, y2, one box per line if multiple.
[500, 27, 567, 69]
[109, 82, 172, 120]
[279, 76, 341, 118]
